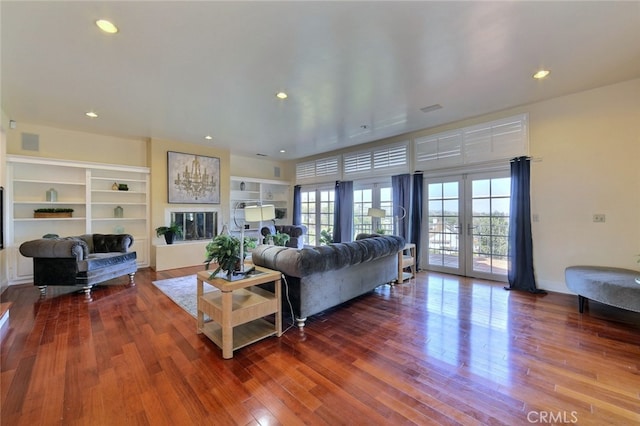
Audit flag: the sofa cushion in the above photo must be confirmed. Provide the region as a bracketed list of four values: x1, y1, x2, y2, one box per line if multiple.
[78, 251, 138, 272]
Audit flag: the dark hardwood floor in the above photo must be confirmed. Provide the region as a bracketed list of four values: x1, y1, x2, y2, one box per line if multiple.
[2, 266, 639, 425]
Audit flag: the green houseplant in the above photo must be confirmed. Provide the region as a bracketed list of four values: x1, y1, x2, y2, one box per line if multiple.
[204, 234, 257, 278]
[34, 208, 74, 218]
[155, 222, 182, 245]
[271, 231, 290, 247]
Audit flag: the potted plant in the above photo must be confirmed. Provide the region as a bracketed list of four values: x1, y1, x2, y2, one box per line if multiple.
[34, 208, 74, 218]
[271, 231, 290, 247]
[155, 222, 182, 245]
[204, 234, 257, 278]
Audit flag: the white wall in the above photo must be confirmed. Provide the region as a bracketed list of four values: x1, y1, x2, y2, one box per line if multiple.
[528, 79, 640, 292]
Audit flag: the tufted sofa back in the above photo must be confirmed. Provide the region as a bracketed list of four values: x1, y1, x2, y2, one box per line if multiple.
[252, 234, 404, 277]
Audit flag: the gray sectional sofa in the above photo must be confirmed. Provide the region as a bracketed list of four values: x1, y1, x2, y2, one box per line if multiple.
[251, 234, 405, 329]
[19, 234, 137, 295]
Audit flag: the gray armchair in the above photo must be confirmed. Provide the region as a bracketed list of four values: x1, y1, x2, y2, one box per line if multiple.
[260, 224, 307, 249]
[19, 234, 137, 295]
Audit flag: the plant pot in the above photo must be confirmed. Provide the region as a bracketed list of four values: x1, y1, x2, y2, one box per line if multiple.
[163, 231, 176, 245]
[34, 212, 72, 218]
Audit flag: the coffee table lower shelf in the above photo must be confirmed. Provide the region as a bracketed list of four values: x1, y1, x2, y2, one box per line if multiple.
[199, 319, 278, 353]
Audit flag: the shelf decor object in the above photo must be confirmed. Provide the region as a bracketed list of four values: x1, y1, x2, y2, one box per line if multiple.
[168, 151, 220, 204]
[46, 188, 58, 202]
[114, 205, 123, 218]
[34, 208, 73, 218]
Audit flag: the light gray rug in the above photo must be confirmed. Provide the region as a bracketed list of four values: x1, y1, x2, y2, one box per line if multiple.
[152, 274, 218, 318]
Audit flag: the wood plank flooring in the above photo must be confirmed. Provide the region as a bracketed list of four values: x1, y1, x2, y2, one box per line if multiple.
[1, 266, 639, 425]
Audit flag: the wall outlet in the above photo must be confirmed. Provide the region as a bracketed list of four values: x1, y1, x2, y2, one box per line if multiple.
[593, 214, 606, 223]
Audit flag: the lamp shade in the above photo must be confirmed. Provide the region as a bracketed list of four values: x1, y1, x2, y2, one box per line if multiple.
[244, 204, 276, 222]
[367, 207, 386, 218]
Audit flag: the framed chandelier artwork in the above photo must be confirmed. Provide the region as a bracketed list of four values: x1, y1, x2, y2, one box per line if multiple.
[167, 151, 220, 204]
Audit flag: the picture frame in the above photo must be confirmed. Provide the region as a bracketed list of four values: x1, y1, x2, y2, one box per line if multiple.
[168, 151, 220, 204]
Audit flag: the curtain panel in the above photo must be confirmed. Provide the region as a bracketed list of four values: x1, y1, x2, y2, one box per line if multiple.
[506, 157, 545, 294]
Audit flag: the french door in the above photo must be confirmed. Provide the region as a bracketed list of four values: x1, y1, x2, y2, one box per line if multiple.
[424, 171, 510, 281]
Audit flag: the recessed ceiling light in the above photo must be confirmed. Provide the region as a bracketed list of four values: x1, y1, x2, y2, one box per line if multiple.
[275, 92, 288, 100]
[533, 69, 550, 80]
[279, 149, 286, 153]
[96, 19, 118, 34]
[205, 135, 212, 140]
[85, 111, 98, 118]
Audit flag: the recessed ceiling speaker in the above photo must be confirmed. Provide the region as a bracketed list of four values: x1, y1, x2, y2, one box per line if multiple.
[21, 133, 40, 151]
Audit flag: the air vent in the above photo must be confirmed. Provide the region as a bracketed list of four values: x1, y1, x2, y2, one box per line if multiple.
[256, 153, 268, 157]
[21, 133, 39, 151]
[420, 104, 443, 114]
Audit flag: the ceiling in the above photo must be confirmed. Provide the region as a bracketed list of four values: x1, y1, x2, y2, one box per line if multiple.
[2, 1, 639, 160]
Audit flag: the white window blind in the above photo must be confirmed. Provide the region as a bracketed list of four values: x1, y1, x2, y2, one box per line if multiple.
[296, 156, 340, 183]
[414, 113, 528, 170]
[344, 142, 409, 176]
[343, 151, 372, 174]
[373, 144, 408, 169]
[415, 131, 463, 168]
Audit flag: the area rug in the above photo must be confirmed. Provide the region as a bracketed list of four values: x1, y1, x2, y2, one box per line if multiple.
[152, 274, 218, 318]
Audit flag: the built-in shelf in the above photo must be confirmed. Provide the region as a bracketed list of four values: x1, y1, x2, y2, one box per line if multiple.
[7, 155, 150, 284]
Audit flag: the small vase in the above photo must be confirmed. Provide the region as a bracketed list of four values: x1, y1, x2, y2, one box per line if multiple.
[240, 181, 246, 191]
[114, 205, 123, 218]
[46, 188, 58, 202]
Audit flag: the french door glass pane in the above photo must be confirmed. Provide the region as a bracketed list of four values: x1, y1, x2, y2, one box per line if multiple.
[470, 177, 510, 276]
[427, 182, 460, 268]
[353, 189, 373, 237]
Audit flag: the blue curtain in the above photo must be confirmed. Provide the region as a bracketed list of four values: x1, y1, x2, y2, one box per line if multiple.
[333, 181, 353, 242]
[410, 173, 423, 269]
[292, 185, 301, 226]
[506, 157, 546, 293]
[392, 174, 411, 240]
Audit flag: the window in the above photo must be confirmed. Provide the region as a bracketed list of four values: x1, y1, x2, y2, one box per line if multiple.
[300, 187, 335, 246]
[353, 188, 372, 236]
[353, 182, 393, 238]
[168, 210, 217, 241]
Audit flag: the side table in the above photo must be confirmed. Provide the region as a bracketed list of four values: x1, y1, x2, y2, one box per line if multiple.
[196, 266, 282, 359]
[397, 243, 416, 283]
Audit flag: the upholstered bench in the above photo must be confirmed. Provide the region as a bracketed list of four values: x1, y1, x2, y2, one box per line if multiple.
[565, 266, 640, 313]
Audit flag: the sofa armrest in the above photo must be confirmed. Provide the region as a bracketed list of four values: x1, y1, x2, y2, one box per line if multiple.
[92, 234, 134, 253]
[282, 225, 306, 238]
[19, 238, 89, 261]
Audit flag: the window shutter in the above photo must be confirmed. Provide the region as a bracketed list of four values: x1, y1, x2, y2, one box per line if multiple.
[414, 113, 528, 170]
[296, 156, 340, 183]
[296, 161, 316, 181]
[373, 144, 407, 169]
[343, 151, 372, 174]
[415, 131, 463, 168]
[315, 157, 339, 177]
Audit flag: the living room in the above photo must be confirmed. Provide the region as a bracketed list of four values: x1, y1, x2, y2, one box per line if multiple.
[1, 2, 639, 425]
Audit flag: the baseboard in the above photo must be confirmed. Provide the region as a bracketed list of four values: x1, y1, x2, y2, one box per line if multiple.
[537, 279, 572, 294]
[0, 302, 12, 341]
